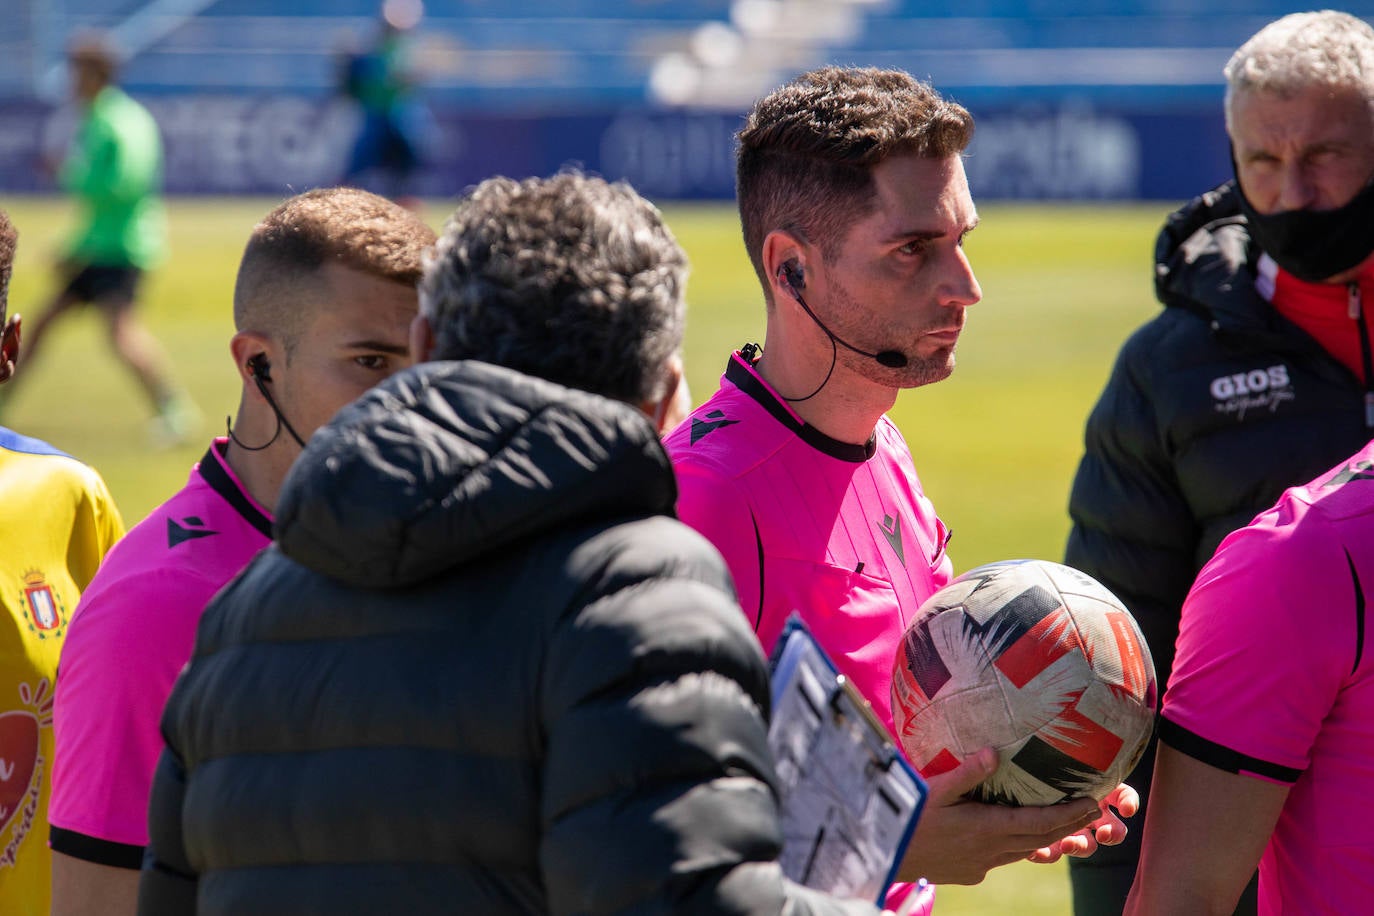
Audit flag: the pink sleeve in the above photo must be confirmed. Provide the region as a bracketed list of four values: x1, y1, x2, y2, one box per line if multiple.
[1164, 508, 1351, 777]
[51, 568, 218, 846]
[884, 879, 935, 915]
[673, 460, 763, 629]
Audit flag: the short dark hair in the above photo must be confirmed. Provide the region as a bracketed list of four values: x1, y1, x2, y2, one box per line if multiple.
[233, 187, 436, 355]
[420, 172, 687, 405]
[0, 208, 16, 322]
[68, 33, 119, 85]
[736, 66, 974, 287]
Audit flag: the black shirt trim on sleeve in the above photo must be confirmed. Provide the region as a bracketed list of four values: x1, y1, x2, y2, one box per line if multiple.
[50, 825, 145, 870]
[1158, 716, 1302, 784]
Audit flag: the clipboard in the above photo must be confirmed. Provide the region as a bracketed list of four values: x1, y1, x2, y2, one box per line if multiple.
[767, 616, 928, 904]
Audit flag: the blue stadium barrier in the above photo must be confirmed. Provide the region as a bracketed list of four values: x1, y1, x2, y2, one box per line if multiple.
[194, 0, 733, 19]
[0, 95, 1231, 202]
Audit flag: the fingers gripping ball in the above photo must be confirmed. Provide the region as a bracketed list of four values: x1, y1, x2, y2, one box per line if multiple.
[892, 559, 1157, 806]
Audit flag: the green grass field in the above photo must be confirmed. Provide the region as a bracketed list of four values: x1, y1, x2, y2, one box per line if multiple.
[0, 194, 1170, 914]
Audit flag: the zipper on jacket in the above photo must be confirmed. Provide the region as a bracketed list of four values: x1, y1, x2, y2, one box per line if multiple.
[1349, 283, 1374, 428]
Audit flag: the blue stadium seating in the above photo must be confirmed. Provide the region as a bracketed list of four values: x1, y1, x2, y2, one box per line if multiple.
[822, 2, 1374, 106]
[7, 1, 1374, 109]
[195, 0, 733, 20]
[13, 0, 733, 107]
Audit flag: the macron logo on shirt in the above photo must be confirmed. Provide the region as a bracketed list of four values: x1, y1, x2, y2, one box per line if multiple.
[167, 516, 220, 549]
[690, 410, 740, 444]
[878, 513, 906, 567]
[1326, 460, 1374, 488]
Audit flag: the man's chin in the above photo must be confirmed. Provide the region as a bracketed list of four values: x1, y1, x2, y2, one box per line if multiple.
[894, 352, 956, 389]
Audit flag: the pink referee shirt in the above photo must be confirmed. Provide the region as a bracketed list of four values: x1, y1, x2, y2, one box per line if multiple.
[668, 350, 952, 914]
[1161, 440, 1374, 915]
[50, 439, 271, 867]
[667, 350, 954, 738]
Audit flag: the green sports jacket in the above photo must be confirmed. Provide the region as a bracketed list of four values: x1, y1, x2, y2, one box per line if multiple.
[59, 86, 166, 270]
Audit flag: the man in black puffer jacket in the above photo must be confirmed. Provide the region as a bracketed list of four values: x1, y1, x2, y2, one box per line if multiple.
[137, 174, 879, 916]
[1066, 13, 1374, 914]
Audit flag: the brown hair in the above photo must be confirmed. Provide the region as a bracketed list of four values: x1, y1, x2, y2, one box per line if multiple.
[68, 33, 119, 85]
[0, 208, 16, 319]
[233, 187, 436, 354]
[736, 66, 973, 287]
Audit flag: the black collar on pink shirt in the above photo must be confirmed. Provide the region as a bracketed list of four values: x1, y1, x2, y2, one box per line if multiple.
[199, 441, 273, 539]
[726, 346, 877, 463]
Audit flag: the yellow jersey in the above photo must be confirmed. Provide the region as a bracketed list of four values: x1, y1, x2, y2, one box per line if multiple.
[0, 428, 123, 916]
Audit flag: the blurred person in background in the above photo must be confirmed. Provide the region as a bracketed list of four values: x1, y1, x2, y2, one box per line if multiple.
[137, 172, 881, 916]
[338, 0, 434, 210]
[1065, 10, 1374, 915]
[0, 208, 125, 916]
[2, 35, 196, 447]
[48, 188, 434, 916]
[665, 66, 1136, 915]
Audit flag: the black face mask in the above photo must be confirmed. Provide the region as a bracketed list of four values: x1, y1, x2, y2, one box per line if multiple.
[1232, 155, 1374, 283]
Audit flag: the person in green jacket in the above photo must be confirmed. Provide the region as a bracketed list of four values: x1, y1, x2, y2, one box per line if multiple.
[10, 36, 195, 446]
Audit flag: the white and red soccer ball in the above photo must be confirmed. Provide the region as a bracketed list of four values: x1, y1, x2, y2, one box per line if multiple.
[892, 559, 1157, 806]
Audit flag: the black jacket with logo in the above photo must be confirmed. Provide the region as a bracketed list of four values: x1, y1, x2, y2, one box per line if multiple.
[1067, 180, 1372, 689]
[138, 360, 875, 916]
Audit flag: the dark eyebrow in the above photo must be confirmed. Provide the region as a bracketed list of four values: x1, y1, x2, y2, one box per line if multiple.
[882, 216, 980, 245]
[882, 228, 944, 244]
[341, 340, 410, 355]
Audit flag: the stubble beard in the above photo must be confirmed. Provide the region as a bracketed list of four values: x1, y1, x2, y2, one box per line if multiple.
[826, 278, 959, 389]
[846, 346, 956, 389]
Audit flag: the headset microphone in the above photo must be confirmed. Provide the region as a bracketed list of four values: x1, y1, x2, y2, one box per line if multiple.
[227, 354, 307, 450]
[778, 261, 909, 369]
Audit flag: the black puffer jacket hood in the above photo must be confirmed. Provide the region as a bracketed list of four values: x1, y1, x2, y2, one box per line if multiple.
[1153, 179, 1320, 351]
[1154, 180, 1267, 332]
[274, 359, 676, 588]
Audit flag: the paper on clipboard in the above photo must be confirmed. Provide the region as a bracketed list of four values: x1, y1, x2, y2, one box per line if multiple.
[767, 616, 928, 904]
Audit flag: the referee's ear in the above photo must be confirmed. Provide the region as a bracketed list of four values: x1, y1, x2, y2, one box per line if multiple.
[229, 330, 273, 388]
[0, 313, 20, 384]
[644, 354, 687, 436]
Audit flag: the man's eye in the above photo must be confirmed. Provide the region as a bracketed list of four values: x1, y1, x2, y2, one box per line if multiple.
[355, 355, 389, 370]
[899, 239, 927, 255]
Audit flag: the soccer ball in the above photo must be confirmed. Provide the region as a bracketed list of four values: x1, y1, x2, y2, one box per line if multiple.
[891, 559, 1157, 806]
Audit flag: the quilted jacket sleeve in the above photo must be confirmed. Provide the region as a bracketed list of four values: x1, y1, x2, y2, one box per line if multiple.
[1065, 324, 1200, 679]
[536, 520, 877, 916]
[138, 745, 198, 915]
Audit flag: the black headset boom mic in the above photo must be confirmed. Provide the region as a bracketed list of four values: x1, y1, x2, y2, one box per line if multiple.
[778, 261, 908, 369]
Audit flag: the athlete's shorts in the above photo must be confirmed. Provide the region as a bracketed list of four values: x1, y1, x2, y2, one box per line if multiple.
[63, 265, 142, 305]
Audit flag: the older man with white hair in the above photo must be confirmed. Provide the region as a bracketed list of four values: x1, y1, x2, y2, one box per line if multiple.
[1069, 9, 1374, 915]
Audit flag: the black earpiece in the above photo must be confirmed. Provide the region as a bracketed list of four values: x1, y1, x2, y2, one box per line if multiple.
[248, 353, 272, 383]
[771, 256, 909, 398]
[778, 259, 806, 297]
[230, 351, 306, 450]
